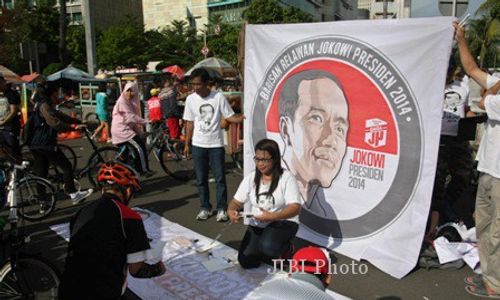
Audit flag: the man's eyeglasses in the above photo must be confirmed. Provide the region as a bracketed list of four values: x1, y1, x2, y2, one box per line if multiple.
[253, 157, 272, 163]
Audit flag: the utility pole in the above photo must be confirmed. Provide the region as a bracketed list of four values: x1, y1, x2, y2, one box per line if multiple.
[82, 0, 96, 75]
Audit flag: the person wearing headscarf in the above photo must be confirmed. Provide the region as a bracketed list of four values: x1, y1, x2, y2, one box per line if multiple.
[111, 82, 153, 177]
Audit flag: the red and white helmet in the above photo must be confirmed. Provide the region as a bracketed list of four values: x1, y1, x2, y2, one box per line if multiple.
[97, 161, 141, 192]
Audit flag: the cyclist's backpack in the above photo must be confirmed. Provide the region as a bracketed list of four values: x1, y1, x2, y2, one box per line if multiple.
[28, 102, 58, 151]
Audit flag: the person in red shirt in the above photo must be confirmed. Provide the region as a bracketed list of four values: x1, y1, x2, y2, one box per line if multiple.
[147, 88, 162, 129]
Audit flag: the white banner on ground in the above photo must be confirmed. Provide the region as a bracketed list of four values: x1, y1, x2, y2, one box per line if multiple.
[51, 209, 350, 299]
[244, 17, 454, 278]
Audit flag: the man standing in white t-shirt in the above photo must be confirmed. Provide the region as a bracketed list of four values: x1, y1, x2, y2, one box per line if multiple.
[183, 68, 244, 222]
[455, 22, 500, 298]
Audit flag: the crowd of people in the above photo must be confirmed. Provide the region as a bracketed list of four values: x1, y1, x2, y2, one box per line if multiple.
[0, 21, 499, 299]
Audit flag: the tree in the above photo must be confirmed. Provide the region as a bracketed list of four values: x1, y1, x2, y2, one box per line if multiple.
[243, 0, 283, 24]
[478, 0, 500, 18]
[470, 0, 500, 68]
[283, 6, 314, 23]
[96, 16, 150, 69]
[203, 16, 240, 67]
[243, 0, 313, 24]
[0, 1, 59, 74]
[156, 20, 201, 68]
[66, 25, 86, 68]
[43, 62, 64, 76]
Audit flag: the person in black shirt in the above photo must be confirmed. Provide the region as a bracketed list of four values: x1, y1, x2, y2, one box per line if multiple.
[29, 83, 93, 204]
[0, 74, 21, 161]
[59, 162, 165, 299]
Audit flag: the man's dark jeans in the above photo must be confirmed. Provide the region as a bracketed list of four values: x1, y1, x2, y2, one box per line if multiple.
[191, 145, 227, 211]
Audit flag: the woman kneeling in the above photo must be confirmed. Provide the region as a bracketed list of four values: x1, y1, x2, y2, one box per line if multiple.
[227, 139, 302, 269]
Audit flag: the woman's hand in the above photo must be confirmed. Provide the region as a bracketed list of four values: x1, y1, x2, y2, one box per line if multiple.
[254, 208, 276, 222]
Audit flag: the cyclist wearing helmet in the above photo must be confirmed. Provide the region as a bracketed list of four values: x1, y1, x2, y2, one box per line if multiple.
[59, 162, 165, 299]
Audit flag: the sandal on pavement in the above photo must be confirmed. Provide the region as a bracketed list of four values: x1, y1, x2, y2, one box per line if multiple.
[465, 274, 484, 286]
[465, 283, 500, 299]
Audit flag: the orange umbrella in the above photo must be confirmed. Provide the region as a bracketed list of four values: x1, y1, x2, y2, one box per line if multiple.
[162, 65, 185, 80]
[21, 72, 41, 83]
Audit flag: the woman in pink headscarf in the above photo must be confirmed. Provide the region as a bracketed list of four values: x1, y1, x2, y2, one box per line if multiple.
[111, 82, 153, 176]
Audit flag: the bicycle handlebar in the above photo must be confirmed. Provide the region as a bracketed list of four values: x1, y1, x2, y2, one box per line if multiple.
[1, 161, 29, 170]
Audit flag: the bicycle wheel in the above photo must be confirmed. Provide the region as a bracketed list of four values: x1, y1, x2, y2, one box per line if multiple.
[86, 146, 120, 187]
[85, 113, 101, 130]
[158, 143, 194, 181]
[16, 177, 56, 221]
[0, 255, 60, 299]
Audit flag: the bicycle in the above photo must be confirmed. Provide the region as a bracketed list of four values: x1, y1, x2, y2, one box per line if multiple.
[0, 161, 56, 222]
[21, 125, 116, 194]
[21, 143, 77, 174]
[46, 126, 118, 191]
[101, 122, 195, 181]
[0, 160, 60, 298]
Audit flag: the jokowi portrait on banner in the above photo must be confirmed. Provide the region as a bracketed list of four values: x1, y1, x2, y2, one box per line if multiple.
[277, 70, 349, 216]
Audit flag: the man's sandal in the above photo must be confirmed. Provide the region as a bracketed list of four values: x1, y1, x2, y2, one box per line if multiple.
[465, 284, 500, 299]
[464, 274, 484, 286]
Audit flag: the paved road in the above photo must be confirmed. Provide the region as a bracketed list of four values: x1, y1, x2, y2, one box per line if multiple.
[5, 138, 479, 300]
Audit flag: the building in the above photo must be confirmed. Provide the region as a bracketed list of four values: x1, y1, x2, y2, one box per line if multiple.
[0, 0, 36, 9]
[142, 0, 209, 31]
[357, 0, 371, 10]
[53, 0, 143, 75]
[369, 0, 410, 19]
[143, 0, 359, 31]
[330, 0, 358, 21]
[55, 0, 143, 29]
[410, 0, 485, 18]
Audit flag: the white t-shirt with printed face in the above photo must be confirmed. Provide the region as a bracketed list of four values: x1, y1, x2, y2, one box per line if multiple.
[183, 91, 234, 148]
[233, 170, 302, 228]
[477, 74, 500, 178]
[441, 78, 469, 136]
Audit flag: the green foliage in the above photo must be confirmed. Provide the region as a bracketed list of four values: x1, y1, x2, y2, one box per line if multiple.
[478, 0, 500, 19]
[42, 62, 63, 76]
[66, 25, 86, 68]
[205, 22, 240, 67]
[243, 0, 313, 24]
[469, 2, 500, 68]
[96, 16, 150, 69]
[283, 6, 314, 23]
[243, 0, 283, 24]
[156, 20, 202, 69]
[0, 2, 59, 74]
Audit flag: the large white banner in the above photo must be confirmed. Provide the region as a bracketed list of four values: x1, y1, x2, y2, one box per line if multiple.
[244, 17, 455, 278]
